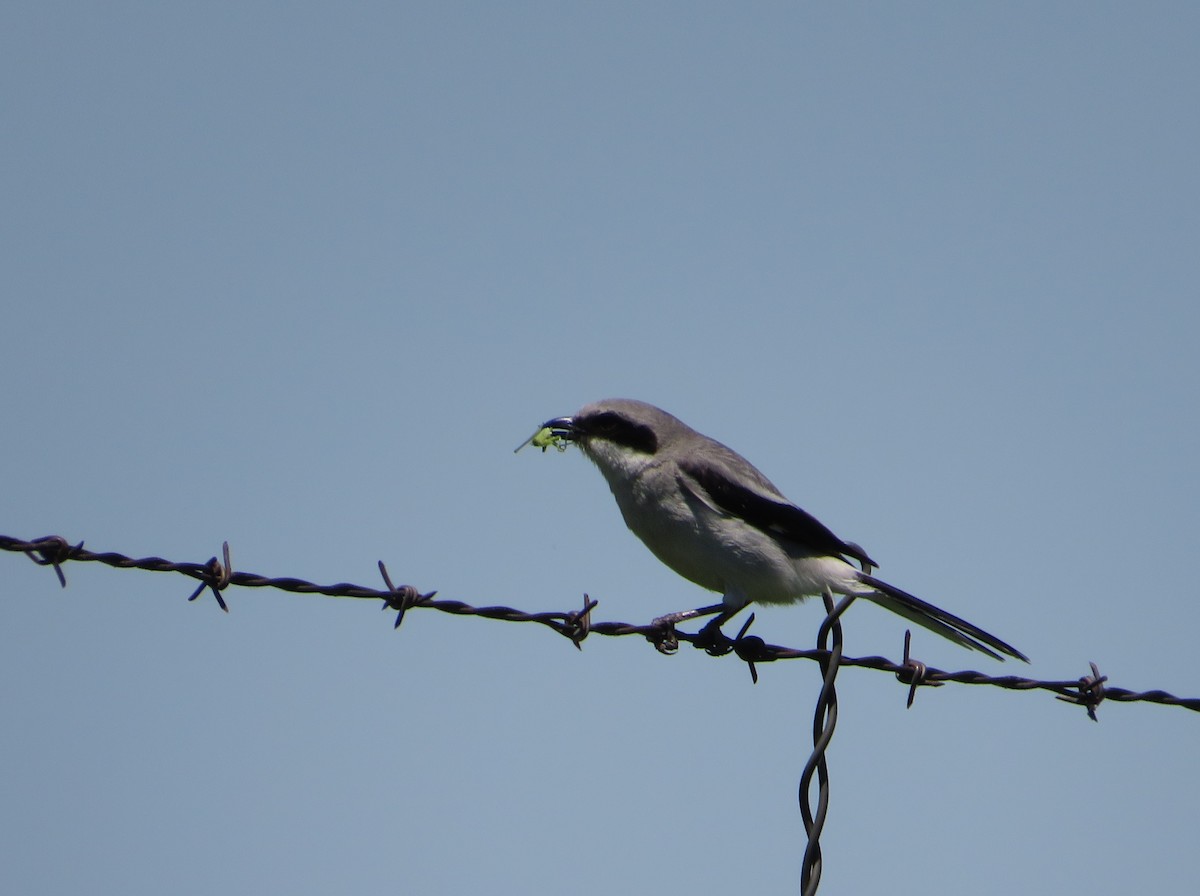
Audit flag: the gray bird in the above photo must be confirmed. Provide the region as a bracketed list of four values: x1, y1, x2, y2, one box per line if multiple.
[525, 398, 1027, 662]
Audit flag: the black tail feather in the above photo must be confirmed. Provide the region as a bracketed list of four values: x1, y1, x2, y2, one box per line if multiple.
[857, 573, 1028, 663]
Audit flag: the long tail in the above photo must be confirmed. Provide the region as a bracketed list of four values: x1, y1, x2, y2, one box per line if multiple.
[857, 573, 1028, 662]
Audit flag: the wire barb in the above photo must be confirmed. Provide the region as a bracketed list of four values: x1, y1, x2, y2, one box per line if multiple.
[1056, 661, 1107, 721]
[896, 629, 945, 708]
[186, 541, 232, 612]
[730, 613, 771, 684]
[22, 535, 85, 588]
[378, 561, 437, 629]
[560, 594, 597, 650]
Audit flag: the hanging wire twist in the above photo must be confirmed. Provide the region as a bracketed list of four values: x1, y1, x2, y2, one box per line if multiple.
[798, 590, 856, 895]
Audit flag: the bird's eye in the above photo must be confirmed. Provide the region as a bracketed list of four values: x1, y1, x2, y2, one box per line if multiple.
[590, 412, 621, 433]
[579, 410, 657, 453]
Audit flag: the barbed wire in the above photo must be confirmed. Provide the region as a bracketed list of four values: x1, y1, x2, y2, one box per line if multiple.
[6, 534, 1193, 713]
[5, 532, 1199, 893]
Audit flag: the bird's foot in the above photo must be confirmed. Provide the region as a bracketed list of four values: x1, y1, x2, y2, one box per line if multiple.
[694, 617, 734, 656]
[649, 604, 732, 655]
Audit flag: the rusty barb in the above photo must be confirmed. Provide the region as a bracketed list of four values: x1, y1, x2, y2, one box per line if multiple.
[3, 533, 1198, 718]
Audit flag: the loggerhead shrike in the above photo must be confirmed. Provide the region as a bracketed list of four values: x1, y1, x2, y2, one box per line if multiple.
[525, 398, 1027, 662]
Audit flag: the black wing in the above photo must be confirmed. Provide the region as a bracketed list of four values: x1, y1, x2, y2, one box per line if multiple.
[678, 457, 877, 569]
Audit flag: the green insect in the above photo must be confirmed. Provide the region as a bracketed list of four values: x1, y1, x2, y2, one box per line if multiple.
[515, 426, 570, 454]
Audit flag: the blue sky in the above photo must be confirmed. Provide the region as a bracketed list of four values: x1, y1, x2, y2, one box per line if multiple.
[3, 3, 1198, 894]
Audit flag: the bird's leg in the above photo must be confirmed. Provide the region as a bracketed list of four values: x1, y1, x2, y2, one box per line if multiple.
[651, 603, 727, 629]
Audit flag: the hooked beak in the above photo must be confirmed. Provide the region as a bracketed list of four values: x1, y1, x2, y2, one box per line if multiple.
[540, 416, 577, 440]
[514, 415, 578, 453]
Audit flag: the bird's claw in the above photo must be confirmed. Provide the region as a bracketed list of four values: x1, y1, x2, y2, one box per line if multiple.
[694, 618, 734, 656]
[648, 620, 680, 655]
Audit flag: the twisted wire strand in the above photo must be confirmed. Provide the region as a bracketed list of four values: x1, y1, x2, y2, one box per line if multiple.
[798, 591, 855, 895]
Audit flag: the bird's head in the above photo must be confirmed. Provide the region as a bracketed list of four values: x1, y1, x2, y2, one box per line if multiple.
[531, 399, 679, 480]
